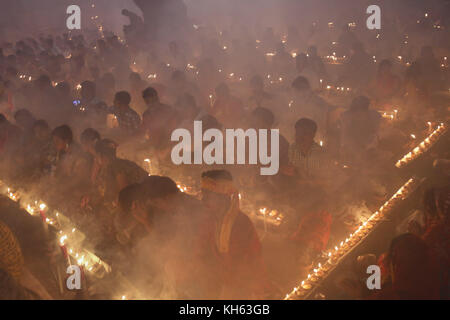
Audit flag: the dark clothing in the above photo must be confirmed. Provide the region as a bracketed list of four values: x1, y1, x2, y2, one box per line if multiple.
[110, 106, 141, 135]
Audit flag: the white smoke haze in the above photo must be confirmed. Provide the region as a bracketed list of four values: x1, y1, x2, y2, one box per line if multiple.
[0, 0, 448, 301]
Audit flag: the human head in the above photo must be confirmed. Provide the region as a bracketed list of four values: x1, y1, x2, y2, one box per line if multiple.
[119, 183, 145, 215]
[251, 107, 274, 129]
[349, 96, 371, 114]
[80, 128, 100, 155]
[199, 114, 222, 131]
[292, 76, 311, 93]
[294, 118, 317, 146]
[142, 87, 160, 108]
[114, 91, 131, 109]
[201, 170, 236, 215]
[14, 109, 35, 129]
[51, 125, 73, 151]
[139, 175, 180, 212]
[95, 138, 118, 165]
[171, 70, 186, 86]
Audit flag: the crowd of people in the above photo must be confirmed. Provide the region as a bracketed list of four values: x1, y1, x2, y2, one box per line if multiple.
[0, 0, 449, 299]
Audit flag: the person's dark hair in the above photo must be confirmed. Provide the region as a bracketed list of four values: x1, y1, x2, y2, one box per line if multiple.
[142, 87, 159, 100]
[51, 125, 73, 144]
[292, 76, 310, 91]
[80, 128, 100, 144]
[95, 138, 118, 159]
[140, 176, 179, 199]
[118, 183, 144, 213]
[349, 96, 370, 112]
[14, 109, 34, 123]
[295, 118, 317, 133]
[81, 80, 96, 94]
[114, 91, 131, 105]
[202, 169, 233, 181]
[252, 107, 274, 128]
[32, 119, 49, 130]
[199, 114, 222, 131]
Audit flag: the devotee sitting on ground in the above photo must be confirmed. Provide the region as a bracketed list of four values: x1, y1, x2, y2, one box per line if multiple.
[339, 96, 381, 165]
[211, 83, 245, 128]
[142, 86, 171, 112]
[371, 233, 441, 300]
[129, 175, 218, 299]
[368, 59, 402, 106]
[247, 75, 276, 112]
[51, 124, 90, 191]
[15, 119, 53, 181]
[90, 138, 148, 207]
[110, 91, 141, 137]
[295, 53, 322, 91]
[288, 76, 335, 142]
[200, 170, 273, 299]
[79, 81, 103, 113]
[288, 118, 333, 183]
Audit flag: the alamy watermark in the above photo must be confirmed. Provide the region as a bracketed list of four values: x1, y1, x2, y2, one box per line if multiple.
[171, 121, 279, 175]
[66, 5, 81, 30]
[66, 265, 81, 290]
[366, 265, 381, 290]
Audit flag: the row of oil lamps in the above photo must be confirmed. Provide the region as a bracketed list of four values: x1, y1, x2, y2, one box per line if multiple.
[0, 181, 111, 278]
[285, 177, 419, 300]
[254, 207, 284, 227]
[395, 123, 447, 168]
